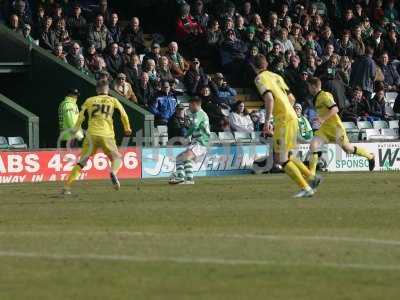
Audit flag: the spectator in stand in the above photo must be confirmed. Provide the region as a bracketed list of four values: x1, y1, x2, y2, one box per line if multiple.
[175, 3, 202, 44]
[191, 0, 208, 30]
[107, 13, 122, 45]
[267, 11, 280, 38]
[336, 30, 355, 58]
[53, 43, 67, 62]
[104, 42, 123, 78]
[294, 103, 313, 142]
[92, 56, 109, 80]
[66, 3, 86, 43]
[243, 26, 262, 52]
[39, 16, 56, 50]
[235, 15, 246, 41]
[257, 28, 273, 56]
[240, 1, 253, 26]
[385, 28, 400, 61]
[340, 8, 358, 32]
[370, 85, 388, 121]
[337, 55, 352, 85]
[168, 104, 188, 139]
[384, 0, 398, 24]
[267, 42, 284, 66]
[341, 86, 372, 123]
[303, 30, 322, 57]
[8, 14, 21, 33]
[372, 0, 385, 23]
[318, 26, 337, 54]
[206, 19, 222, 47]
[354, 4, 364, 24]
[67, 42, 81, 67]
[122, 17, 145, 54]
[167, 41, 189, 79]
[351, 25, 365, 58]
[284, 54, 302, 100]
[377, 52, 400, 92]
[22, 23, 35, 43]
[184, 57, 208, 96]
[350, 46, 376, 100]
[210, 73, 237, 107]
[52, 17, 70, 48]
[198, 85, 226, 132]
[143, 43, 162, 66]
[113, 73, 137, 102]
[250, 13, 265, 34]
[150, 81, 177, 126]
[275, 27, 294, 54]
[87, 14, 112, 53]
[85, 44, 100, 73]
[289, 23, 305, 53]
[144, 59, 159, 84]
[32, 5, 45, 37]
[219, 29, 247, 83]
[123, 54, 142, 91]
[136, 72, 156, 108]
[75, 54, 91, 76]
[366, 28, 385, 57]
[158, 56, 175, 84]
[222, 17, 235, 36]
[245, 45, 259, 79]
[121, 43, 134, 66]
[51, 3, 64, 23]
[361, 17, 373, 41]
[229, 101, 254, 133]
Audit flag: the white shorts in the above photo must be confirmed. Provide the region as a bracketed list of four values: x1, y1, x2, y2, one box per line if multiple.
[188, 143, 207, 159]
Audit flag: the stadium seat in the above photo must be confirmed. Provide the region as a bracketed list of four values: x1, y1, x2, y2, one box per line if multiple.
[388, 120, 400, 136]
[342, 122, 360, 142]
[234, 132, 252, 143]
[218, 132, 235, 143]
[342, 121, 357, 130]
[357, 121, 372, 140]
[381, 128, 399, 139]
[365, 129, 382, 141]
[373, 120, 389, 129]
[156, 126, 168, 146]
[7, 136, 27, 149]
[0, 136, 9, 149]
[251, 131, 261, 143]
[209, 132, 220, 144]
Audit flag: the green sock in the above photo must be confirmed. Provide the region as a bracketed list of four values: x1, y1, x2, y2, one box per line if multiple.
[184, 160, 194, 182]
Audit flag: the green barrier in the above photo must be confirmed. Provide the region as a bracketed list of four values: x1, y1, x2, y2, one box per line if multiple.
[0, 24, 154, 148]
[0, 92, 39, 149]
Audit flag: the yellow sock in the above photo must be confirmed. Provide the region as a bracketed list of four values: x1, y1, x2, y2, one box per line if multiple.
[65, 165, 82, 187]
[290, 156, 312, 179]
[355, 147, 373, 160]
[309, 153, 319, 176]
[111, 157, 122, 174]
[283, 161, 310, 189]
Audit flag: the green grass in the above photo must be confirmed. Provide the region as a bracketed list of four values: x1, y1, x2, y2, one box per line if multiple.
[0, 172, 400, 299]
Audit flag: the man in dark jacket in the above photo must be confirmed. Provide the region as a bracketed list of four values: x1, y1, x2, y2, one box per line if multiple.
[87, 14, 113, 53]
[66, 3, 87, 42]
[123, 54, 142, 92]
[104, 42, 124, 78]
[341, 87, 372, 123]
[219, 29, 247, 81]
[184, 57, 209, 96]
[370, 87, 388, 120]
[377, 52, 400, 92]
[122, 17, 145, 54]
[168, 104, 188, 139]
[284, 54, 302, 99]
[136, 72, 156, 109]
[350, 46, 376, 99]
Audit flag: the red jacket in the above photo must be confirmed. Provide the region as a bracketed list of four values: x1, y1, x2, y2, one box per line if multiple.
[176, 15, 202, 41]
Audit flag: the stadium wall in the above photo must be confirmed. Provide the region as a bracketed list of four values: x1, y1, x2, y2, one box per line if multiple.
[0, 142, 399, 184]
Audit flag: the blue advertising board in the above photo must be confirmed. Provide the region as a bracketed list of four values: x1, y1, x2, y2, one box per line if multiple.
[142, 144, 270, 178]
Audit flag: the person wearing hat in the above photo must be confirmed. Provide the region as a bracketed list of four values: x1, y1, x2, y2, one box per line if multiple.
[122, 42, 134, 65]
[58, 88, 83, 148]
[113, 73, 137, 102]
[142, 42, 161, 65]
[294, 103, 313, 142]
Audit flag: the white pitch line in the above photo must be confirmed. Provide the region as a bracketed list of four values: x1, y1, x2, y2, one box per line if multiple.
[1, 250, 400, 271]
[1, 231, 400, 246]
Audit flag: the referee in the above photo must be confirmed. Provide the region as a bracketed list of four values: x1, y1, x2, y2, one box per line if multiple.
[58, 88, 83, 148]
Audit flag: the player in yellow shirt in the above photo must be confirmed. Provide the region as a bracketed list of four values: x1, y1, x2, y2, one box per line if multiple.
[62, 80, 132, 195]
[254, 54, 319, 198]
[307, 77, 375, 176]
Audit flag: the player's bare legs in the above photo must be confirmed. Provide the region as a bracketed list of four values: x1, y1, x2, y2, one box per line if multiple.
[108, 151, 123, 190]
[170, 150, 196, 184]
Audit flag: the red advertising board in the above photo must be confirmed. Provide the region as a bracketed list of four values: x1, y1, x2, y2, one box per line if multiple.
[0, 147, 141, 184]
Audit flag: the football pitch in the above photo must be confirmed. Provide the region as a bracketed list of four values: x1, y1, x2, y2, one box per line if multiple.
[0, 172, 399, 300]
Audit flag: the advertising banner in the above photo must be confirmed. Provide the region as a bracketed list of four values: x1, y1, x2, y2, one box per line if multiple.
[142, 144, 269, 178]
[0, 147, 141, 184]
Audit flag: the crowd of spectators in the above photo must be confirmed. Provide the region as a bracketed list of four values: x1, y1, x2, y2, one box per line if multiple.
[3, 0, 400, 140]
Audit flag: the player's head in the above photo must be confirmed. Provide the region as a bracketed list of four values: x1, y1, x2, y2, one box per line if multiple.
[254, 54, 268, 72]
[67, 88, 80, 100]
[307, 77, 321, 96]
[96, 79, 109, 95]
[189, 97, 202, 113]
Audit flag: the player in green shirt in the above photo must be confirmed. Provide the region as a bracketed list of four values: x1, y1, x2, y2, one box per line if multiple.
[169, 98, 210, 185]
[58, 89, 83, 147]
